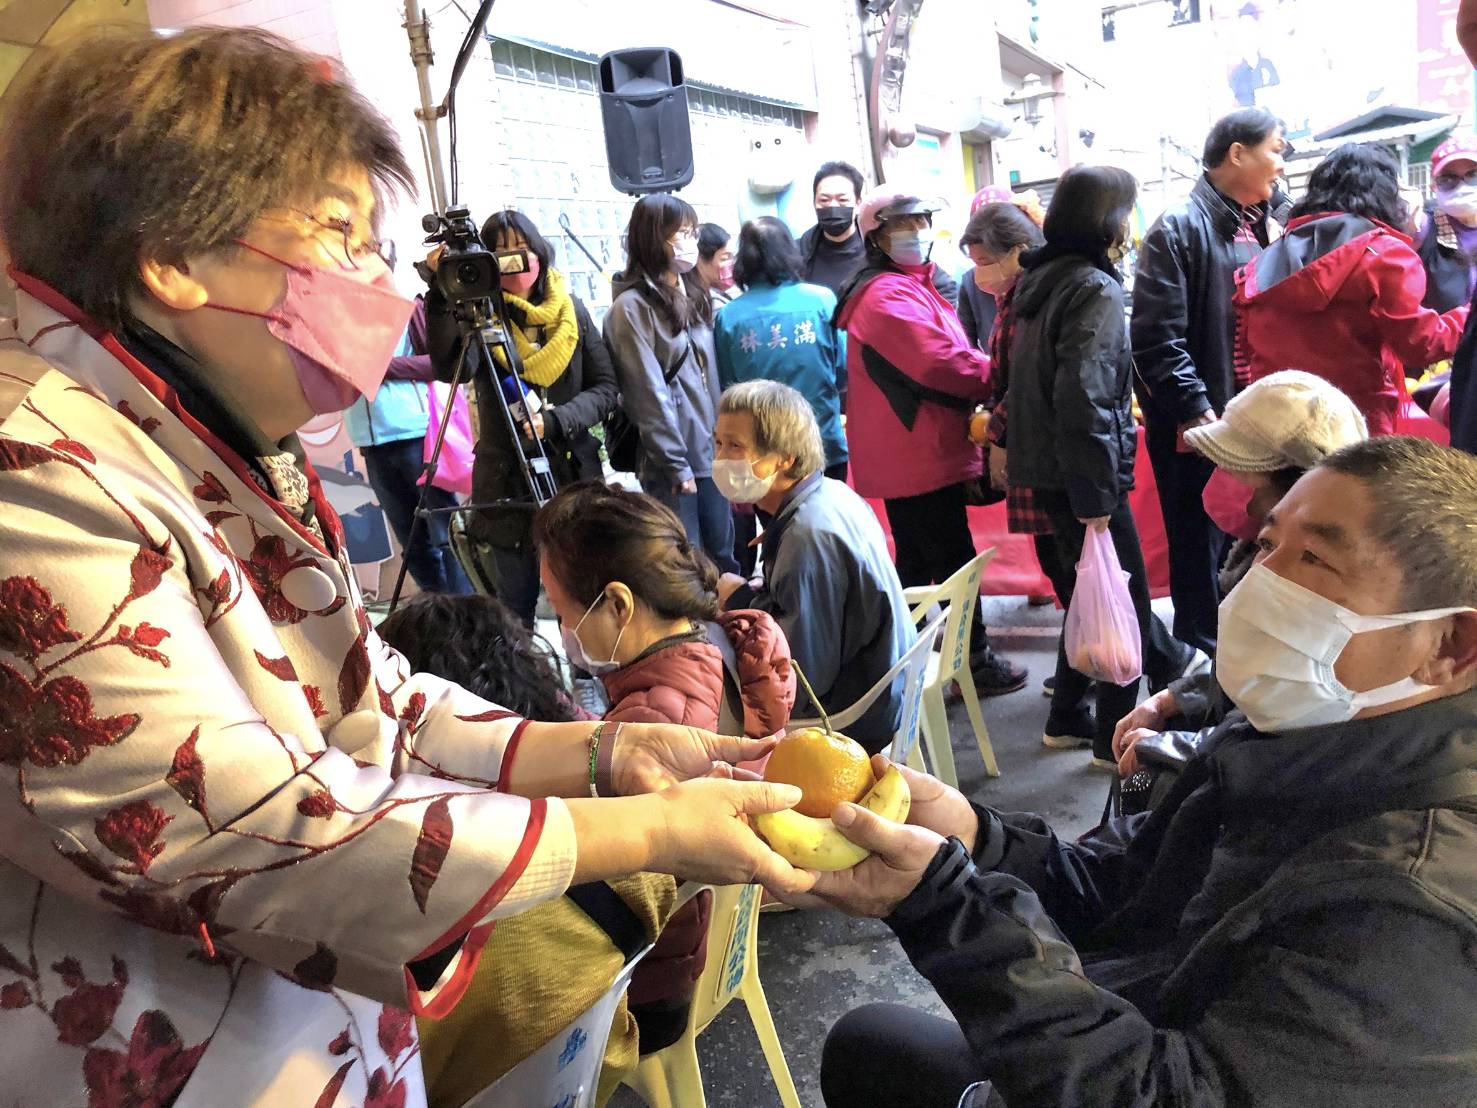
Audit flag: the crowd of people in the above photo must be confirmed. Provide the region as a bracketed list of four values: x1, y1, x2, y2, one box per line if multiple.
[2, 20, 1477, 1108]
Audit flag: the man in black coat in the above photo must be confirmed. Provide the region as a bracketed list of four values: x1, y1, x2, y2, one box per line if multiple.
[798, 159, 958, 304]
[1130, 108, 1287, 654]
[796, 436, 1477, 1108]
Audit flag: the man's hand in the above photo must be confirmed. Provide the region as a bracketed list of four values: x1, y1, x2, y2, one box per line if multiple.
[1110, 688, 1177, 776]
[678, 478, 698, 496]
[1078, 516, 1110, 533]
[528, 411, 545, 439]
[717, 572, 748, 606]
[885, 758, 979, 850]
[1179, 409, 1217, 432]
[612, 723, 778, 795]
[776, 802, 946, 918]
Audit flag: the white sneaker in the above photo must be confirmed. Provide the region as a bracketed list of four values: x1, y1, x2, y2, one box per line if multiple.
[1090, 755, 1120, 773]
[1041, 731, 1093, 749]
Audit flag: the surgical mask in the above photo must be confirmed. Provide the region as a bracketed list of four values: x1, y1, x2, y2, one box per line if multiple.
[816, 206, 855, 235]
[561, 592, 626, 676]
[1216, 563, 1472, 732]
[671, 240, 699, 274]
[205, 241, 414, 415]
[501, 252, 540, 299]
[886, 228, 935, 267]
[716, 262, 737, 290]
[1202, 468, 1261, 542]
[1438, 184, 1477, 226]
[712, 457, 776, 503]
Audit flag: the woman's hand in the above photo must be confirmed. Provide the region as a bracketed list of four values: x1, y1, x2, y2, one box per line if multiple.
[613, 723, 778, 795]
[644, 776, 818, 896]
[1078, 516, 1110, 533]
[1111, 688, 1177, 776]
[775, 802, 946, 918]
[677, 477, 698, 496]
[988, 445, 1008, 491]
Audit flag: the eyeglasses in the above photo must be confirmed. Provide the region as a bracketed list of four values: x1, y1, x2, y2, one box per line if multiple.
[264, 209, 393, 268]
[1434, 167, 1477, 192]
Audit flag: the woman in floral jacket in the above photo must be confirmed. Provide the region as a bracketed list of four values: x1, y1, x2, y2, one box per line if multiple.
[0, 26, 811, 1108]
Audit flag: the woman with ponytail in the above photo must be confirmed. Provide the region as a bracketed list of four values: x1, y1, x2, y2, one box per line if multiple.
[533, 481, 795, 1053]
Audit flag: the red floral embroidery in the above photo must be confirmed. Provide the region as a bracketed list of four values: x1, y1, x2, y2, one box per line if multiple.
[303, 684, 328, 719]
[409, 799, 454, 914]
[51, 958, 127, 1046]
[0, 665, 139, 768]
[376, 1006, 414, 1058]
[82, 1009, 207, 1108]
[291, 943, 338, 992]
[117, 400, 161, 435]
[95, 801, 173, 873]
[165, 728, 207, 819]
[338, 635, 372, 714]
[239, 535, 316, 624]
[51, 439, 97, 464]
[127, 548, 173, 603]
[0, 982, 31, 1009]
[0, 576, 83, 662]
[191, 472, 231, 504]
[115, 622, 170, 666]
[328, 1030, 352, 1056]
[296, 790, 336, 819]
[254, 651, 299, 682]
[364, 1067, 407, 1108]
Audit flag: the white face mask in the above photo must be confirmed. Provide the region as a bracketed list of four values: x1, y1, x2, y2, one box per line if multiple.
[1216, 563, 1472, 732]
[560, 592, 625, 676]
[712, 456, 777, 503]
[671, 240, 699, 274]
[886, 228, 936, 267]
[1438, 184, 1477, 226]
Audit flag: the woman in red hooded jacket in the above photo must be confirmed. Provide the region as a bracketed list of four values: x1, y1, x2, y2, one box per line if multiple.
[532, 480, 796, 1054]
[1233, 143, 1468, 435]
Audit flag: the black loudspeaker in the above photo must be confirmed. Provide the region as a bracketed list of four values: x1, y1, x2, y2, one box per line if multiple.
[598, 47, 695, 195]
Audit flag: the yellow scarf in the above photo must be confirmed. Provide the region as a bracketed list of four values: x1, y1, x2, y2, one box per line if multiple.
[491, 267, 581, 388]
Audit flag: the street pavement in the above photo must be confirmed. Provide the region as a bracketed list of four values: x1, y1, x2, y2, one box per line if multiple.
[611, 595, 1132, 1108]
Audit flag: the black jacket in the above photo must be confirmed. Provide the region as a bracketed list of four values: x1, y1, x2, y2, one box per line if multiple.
[1006, 251, 1136, 518]
[956, 276, 999, 351]
[1131, 175, 1283, 426]
[799, 223, 960, 305]
[885, 690, 1477, 1106]
[1417, 205, 1473, 314]
[426, 286, 618, 546]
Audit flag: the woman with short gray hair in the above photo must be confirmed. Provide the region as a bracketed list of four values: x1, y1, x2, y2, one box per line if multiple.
[714, 381, 915, 753]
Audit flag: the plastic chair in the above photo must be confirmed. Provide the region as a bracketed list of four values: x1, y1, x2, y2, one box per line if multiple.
[624, 883, 800, 1108]
[787, 606, 947, 766]
[902, 549, 1000, 787]
[464, 941, 654, 1108]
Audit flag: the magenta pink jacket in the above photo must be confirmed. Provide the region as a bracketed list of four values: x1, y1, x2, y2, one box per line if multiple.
[836, 263, 991, 499]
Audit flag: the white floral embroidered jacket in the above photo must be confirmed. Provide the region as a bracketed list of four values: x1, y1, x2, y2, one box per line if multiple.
[0, 275, 578, 1107]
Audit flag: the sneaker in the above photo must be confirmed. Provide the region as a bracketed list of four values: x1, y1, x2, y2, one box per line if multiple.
[1090, 755, 1120, 773]
[1027, 593, 1055, 607]
[970, 647, 1028, 696]
[1042, 708, 1095, 749]
[1042, 675, 1096, 701]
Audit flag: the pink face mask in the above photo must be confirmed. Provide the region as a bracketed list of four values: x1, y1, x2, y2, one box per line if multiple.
[205, 240, 415, 415]
[501, 252, 540, 298]
[1202, 468, 1262, 542]
[716, 262, 737, 291]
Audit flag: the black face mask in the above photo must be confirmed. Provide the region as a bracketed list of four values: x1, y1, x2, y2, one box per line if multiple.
[816, 206, 855, 235]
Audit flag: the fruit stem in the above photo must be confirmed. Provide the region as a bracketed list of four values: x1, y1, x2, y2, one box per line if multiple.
[791, 661, 833, 735]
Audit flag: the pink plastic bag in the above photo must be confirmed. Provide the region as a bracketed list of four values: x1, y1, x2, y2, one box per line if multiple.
[420, 382, 475, 496]
[1064, 526, 1143, 685]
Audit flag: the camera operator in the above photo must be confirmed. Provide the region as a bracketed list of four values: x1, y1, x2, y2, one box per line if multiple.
[424, 209, 618, 625]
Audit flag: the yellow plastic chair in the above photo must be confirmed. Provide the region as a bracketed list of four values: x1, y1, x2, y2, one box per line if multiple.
[788, 606, 947, 768]
[624, 883, 800, 1108]
[902, 549, 1001, 786]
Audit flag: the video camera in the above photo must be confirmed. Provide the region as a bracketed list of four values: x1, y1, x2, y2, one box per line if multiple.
[418, 205, 531, 304]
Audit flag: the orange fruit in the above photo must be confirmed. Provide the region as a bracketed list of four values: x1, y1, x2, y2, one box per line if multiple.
[763, 727, 875, 819]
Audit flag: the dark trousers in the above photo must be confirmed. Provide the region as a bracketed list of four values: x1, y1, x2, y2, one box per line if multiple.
[1037, 491, 1191, 758]
[360, 437, 472, 596]
[468, 542, 541, 627]
[821, 1003, 984, 1108]
[1144, 419, 1227, 655]
[883, 482, 987, 645]
[654, 476, 739, 575]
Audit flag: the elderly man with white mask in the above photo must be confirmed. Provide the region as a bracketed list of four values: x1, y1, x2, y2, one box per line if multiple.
[785, 435, 1477, 1108]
